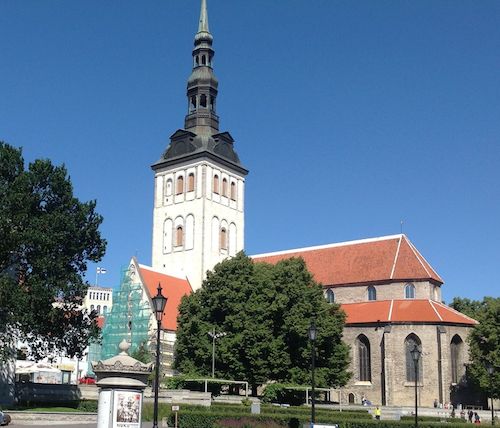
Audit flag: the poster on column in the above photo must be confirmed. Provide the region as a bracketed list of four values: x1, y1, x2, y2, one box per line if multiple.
[112, 390, 142, 428]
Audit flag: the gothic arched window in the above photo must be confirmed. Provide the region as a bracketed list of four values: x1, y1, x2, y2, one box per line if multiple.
[405, 283, 416, 299]
[326, 289, 335, 304]
[176, 226, 184, 247]
[176, 176, 184, 195]
[367, 286, 377, 301]
[188, 173, 195, 192]
[213, 175, 219, 194]
[220, 228, 227, 250]
[357, 335, 371, 382]
[450, 335, 463, 383]
[405, 334, 422, 382]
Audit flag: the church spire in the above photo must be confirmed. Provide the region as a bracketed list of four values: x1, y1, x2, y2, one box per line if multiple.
[184, 0, 219, 134]
[198, 0, 209, 34]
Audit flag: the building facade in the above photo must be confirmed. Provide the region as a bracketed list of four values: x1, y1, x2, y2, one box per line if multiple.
[150, 0, 248, 291]
[254, 235, 477, 407]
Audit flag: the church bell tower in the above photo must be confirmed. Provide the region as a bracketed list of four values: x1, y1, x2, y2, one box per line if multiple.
[151, 0, 248, 290]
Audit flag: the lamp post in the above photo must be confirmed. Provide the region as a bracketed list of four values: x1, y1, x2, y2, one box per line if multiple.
[308, 315, 317, 427]
[208, 327, 226, 378]
[410, 344, 421, 428]
[151, 283, 167, 428]
[487, 365, 495, 426]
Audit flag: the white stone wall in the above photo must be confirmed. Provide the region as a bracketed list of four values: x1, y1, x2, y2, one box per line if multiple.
[152, 159, 245, 290]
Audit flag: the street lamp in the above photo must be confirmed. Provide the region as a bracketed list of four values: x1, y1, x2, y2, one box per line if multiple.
[208, 327, 226, 378]
[410, 344, 422, 428]
[487, 365, 495, 426]
[308, 316, 317, 427]
[151, 283, 167, 428]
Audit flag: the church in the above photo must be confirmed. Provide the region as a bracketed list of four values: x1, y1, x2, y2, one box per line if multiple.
[109, 0, 477, 408]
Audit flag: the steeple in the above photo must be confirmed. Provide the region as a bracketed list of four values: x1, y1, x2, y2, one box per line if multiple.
[185, 0, 219, 134]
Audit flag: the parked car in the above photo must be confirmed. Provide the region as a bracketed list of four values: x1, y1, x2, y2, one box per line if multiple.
[78, 375, 96, 385]
[0, 410, 11, 426]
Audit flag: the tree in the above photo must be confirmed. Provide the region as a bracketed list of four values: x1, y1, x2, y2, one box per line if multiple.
[174, 252, 351, 395]
[450, 297, 500, 399]
[0, 142, 106, 362]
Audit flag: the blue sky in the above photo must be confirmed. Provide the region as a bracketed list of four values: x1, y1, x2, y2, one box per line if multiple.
[1, 1, 499, 302]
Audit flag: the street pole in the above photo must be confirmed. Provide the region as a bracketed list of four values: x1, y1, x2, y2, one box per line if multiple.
[410, 344, 421, 428]
[308, 315, 317, 427]
[151, 284, 167, 428]
[208, 328, 226, 378]
[212, 328, 216, 378]
[415, 362, 418, 428]
[153, 317, 161, 428]
[487, 365, 495, 426]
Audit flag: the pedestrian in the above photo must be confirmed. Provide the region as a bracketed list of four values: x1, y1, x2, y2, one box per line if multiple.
[469, 410, 474, 423]
[474, 412, 481, 424]
[374, 406, 381, 420]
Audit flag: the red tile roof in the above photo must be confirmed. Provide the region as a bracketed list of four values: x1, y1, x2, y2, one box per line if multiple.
[252, 234, 443, 287]
[137, 264, 192, 331]
[341, 300, 477, 325]
[96, 316, 105, 329]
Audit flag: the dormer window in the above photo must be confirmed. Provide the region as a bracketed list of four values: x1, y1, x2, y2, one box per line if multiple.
[367, 286, 377, 301]
[405, 283, 416, 299]
[326, 289, 335, 304]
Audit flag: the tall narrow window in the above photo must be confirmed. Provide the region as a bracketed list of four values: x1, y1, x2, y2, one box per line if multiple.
[220, 228, 227, 250]
[450, 335, 463, 383]
[188, 173, 195, 192]
[405, 283, 416, 299]
[190, 96, 197, 111]
[103, 306, 108, 315]
[213, 175, 219, 194]
[326, 289, 335, 304]
[202, 55, 206, 65]
[222, 178, 228, 197]
[230, 181, 236, 200]
[176, 226, 184, 247]
[176, 176, 184, 195]
[405, 334, 422, 382]
[97, 305, 101, 315]
[357, 335, 371, 382]
[200, 94, 207, 108]
[367, 286, 377, 301]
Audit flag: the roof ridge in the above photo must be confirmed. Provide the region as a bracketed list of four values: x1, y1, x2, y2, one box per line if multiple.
[429, 299, 443, 321]
[405, 236, 444, 283]
[433, 300, 479, 324]
[404, 236, 432, 277]
[390, 235, 403, 280]
[252, 234, 404, 259]
[388, 300, 394, 321]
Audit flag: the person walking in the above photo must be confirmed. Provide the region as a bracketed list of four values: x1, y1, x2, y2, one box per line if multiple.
[374, 406, 381, 420]
[469, 410, 474, 423]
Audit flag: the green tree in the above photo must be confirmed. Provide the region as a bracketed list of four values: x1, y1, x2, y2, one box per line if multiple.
[0, 142, 106, 361]
[174, 252, 351, 395]
[450, 297, 500, 398]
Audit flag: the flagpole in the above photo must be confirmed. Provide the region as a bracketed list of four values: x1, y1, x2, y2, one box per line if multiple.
[95, 268, 98, 286]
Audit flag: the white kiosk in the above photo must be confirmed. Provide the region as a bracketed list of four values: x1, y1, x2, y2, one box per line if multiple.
[93, 340, 152, 428]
